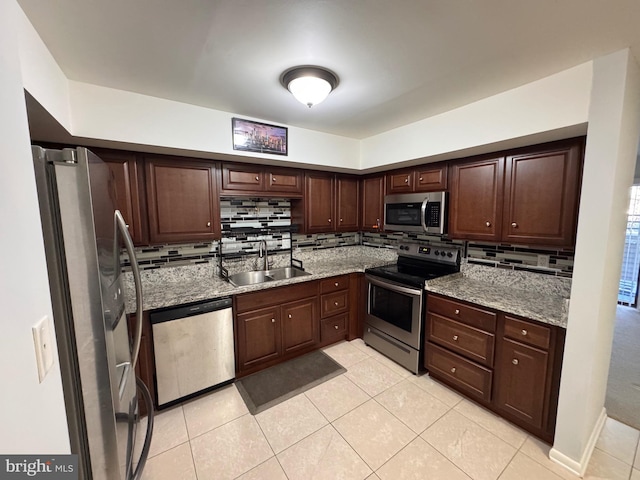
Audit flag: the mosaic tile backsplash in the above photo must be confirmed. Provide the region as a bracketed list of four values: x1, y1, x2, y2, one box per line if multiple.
[122, 198, 575, 278]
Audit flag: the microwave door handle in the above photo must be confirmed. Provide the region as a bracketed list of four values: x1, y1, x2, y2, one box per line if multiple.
[115, 210, 143, 369]
[421, 197, 429, 232]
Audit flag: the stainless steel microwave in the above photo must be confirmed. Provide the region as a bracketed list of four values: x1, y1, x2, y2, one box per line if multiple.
[384, 192, 447, 234]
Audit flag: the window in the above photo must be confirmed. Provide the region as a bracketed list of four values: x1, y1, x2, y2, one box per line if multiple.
[618, 185, 640, 305]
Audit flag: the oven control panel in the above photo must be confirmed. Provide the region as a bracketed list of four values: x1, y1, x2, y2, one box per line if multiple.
[398, 242, 460, 264]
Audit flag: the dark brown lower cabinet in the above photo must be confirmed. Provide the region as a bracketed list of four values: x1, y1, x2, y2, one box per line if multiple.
[236, 306, 282, 369]
[494, 338, 548, 429]
[425, 293, 565, 443]
[127, 312, 155, 416]
[282, 298, 319, 354]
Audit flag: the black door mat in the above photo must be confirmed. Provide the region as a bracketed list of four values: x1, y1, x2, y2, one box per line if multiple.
[235, 350, 346, 415]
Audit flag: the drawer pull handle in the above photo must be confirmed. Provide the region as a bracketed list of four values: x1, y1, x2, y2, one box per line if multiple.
[288, 314, 292, 319]
[334, 282, 339, 287]
[512, 358, 519, 365]
[452, 335, 459, 341]
[454, 309, 460, 315]
[521, 329, 528, 336]
[450, 367, 456, 374]
[334, 325, 339, 330]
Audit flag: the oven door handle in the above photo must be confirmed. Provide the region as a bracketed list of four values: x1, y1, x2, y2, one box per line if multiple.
[366, 275, 423, 297]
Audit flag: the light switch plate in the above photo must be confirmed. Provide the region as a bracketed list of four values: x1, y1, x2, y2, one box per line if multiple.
[33, 316, 54, 383]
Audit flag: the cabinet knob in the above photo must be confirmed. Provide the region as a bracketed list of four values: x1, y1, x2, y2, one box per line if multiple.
[511, 222, 518, 228]
[125, 224, 130, 229]
[419, 177, 423, 181]
[328, 218, 332, 223]
[485, 221, 491, 227]
[452, 335, 459, 341]
[271, 318, 275, 323]
[340, 218, 343, 222]
[521, 329, 528, 336]
[255, 176, 259, 181]
[272, 177, 276, 182]
[512, 358, 519, 365]
[404, 177, 409, 183]
[207, 221, 211, 227]
[450, 367, 456, 374]
[454, 309, 460, 315]
[334, 282, 339, 287]
[288, 314, 292, 319]
[334, 325, 339, 330]
[334, 301, 339, 306]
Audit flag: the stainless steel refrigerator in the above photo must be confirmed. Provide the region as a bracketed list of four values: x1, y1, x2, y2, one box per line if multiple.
[32, 146, 153, 480]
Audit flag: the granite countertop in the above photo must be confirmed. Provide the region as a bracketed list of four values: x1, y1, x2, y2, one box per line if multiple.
[123, 246, 397, 313]
[425, 264, 571, 328]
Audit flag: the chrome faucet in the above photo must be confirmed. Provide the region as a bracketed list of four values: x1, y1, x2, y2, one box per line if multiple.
[258, 239, 269, 270]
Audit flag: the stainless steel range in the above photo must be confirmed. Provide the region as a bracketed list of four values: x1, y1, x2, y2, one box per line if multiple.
[364, 242, 460, 374]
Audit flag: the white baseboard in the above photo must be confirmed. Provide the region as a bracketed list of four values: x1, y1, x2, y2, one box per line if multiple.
[549, 407, 607, 477]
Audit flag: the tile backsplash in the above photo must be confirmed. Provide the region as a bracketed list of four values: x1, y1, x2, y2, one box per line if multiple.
[122, 198, 575, 278]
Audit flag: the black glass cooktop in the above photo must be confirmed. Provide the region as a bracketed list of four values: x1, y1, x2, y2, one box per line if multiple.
[366, 257, 458, 289]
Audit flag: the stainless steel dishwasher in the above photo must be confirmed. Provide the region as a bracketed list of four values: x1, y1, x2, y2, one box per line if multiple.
[150, 297, 235, 408]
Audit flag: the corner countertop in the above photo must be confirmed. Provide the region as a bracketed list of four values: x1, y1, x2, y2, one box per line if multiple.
[425, 264, 571, 328]
[123, 246, 397, 313]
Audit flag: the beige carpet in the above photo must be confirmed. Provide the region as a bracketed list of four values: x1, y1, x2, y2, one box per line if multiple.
[605, 305, 640, 430]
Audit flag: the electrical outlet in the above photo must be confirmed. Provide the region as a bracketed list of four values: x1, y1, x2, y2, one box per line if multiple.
[33, 316, 54, 383]
[537, 254, 550, 268]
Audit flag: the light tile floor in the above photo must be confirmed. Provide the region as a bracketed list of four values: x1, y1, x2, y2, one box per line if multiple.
[140, 339, 640, 480]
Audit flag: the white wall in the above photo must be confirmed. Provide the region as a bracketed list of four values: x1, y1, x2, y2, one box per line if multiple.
[16, 4, 72, 132]
[0, 0, 70, 454]
[68, 81, 361, 170]
[360, 63, 592, 169]
[551, 49, 640, 475]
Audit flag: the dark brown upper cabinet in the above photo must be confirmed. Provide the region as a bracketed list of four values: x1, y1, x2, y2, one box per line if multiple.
[292, 172, 360, 234]
[387, 163, 447, 194]
[220, 163, 303, 197]
[501, 141, 583, 247]
[145, 156, 220, 244]
[96, 149, 148, 245]
[360, 174, 386, 232]
[449, 156, 505, 243]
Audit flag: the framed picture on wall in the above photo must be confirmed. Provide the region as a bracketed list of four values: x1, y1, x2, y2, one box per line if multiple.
[232, 118, 288, 156]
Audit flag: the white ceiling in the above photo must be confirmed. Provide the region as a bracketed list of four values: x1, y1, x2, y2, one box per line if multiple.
[17, 0, 640, 140]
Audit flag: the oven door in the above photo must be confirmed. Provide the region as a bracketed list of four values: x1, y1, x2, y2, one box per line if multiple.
[365, 274, 423, 350]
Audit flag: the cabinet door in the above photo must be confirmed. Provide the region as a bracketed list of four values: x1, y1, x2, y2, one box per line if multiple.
[415, 164, 448, 192]
[305, 173, 335, 233]
[281, 298, 318, 354]
[99, 150, 147, 245]
[336, 176, 360, 231]
[266, 168, 303, 196]
[502, 143, 582, 247]
[495, 338, 548, 428]
[221, 163, 263, 193]
[387, 170, 414, 194]
[237, 307, 281, 369]
[146, 158, 220, 243]
[361, 175, 385, 232]
[449, 157, 504, 242]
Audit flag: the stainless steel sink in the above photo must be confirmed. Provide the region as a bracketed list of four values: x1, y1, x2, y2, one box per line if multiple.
[266, 267, 311, 281]
[226, 267, 310, 287]
[227, 270, 275, 287]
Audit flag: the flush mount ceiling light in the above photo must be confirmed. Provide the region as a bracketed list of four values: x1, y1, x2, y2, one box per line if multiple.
[280, 66, 339, 108]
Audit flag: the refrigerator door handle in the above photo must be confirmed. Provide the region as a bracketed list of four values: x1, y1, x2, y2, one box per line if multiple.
[131, 377, 154, 480]
[115, 210, 144, 368]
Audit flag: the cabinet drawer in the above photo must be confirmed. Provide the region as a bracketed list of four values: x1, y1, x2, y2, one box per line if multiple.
[428, 313, 495, 367]
[321, 313, 348, 342]
[321, 291, 348, 318]
[504, 315, 550, 350]
[320, 275, 349, 294]
[426, 342, 493, 402]
[428, 295, 497, 332]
